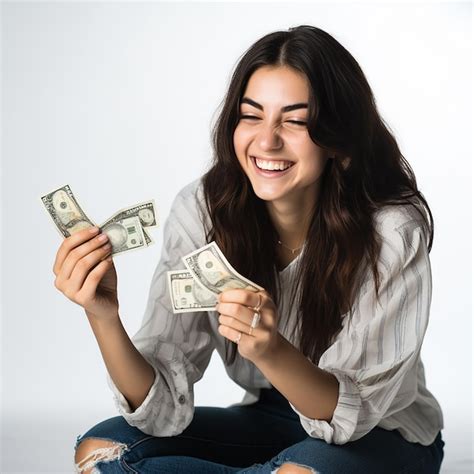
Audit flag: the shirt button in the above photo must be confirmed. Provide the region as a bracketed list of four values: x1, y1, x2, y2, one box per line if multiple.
[178, 394, 186, 404]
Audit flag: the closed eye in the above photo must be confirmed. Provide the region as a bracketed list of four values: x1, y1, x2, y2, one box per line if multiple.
[239, 115, 307, 126]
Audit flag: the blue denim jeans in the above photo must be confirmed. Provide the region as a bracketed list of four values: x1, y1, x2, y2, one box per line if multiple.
[74, 386, 445, 473]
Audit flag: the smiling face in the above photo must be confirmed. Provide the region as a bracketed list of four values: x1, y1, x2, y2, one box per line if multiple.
[233, 65, 331, 207]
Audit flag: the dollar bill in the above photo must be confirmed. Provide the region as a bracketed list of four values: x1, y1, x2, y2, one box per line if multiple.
[40, 184, 97, 237]
[99, 200, 157, 247]
[181, 241, 264, 295]
[167, 270, 217, 313]
[40, 184, 157, 257]
[101, 200, 158, 246]
[99, 215, 147, 256]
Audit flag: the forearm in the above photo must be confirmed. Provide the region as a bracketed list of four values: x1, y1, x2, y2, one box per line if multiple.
[253, 333, 339, 423]
[86, 312, 156, 412]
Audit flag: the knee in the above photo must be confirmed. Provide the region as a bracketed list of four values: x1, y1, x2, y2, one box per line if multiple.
[274, 462, 319, 473]
[74, 437, 128, 474]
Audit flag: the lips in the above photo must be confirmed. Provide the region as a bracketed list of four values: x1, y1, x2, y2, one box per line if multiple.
[252, 155, 295, 165]
[250, 156, 296, 177]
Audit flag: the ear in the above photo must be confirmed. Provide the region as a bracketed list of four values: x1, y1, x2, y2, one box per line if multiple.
[341, 156, 351, 169]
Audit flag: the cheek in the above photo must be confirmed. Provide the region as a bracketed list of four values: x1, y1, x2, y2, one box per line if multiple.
[305, 156, 329, 180]
[233, 126, 247, 152]
[232, 129, 239, 150]
[233, 127, 249, 165]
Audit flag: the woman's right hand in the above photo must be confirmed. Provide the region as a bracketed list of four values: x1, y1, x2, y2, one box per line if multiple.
[53, 226, 119, 323]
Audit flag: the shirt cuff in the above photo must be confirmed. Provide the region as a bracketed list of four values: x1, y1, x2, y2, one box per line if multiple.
[289, 368, 362, 445]
[106, 365, 162, 422]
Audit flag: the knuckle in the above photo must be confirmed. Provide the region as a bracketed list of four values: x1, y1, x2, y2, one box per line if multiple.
[88, 268, 101, 280]
[91, 265, 102, 278]
[76, 258, 88, 271]
[69, 247, 80, 259]
[54, 277, 62, 290]
[74, 294, 86, 306]
[85, 253, 99, 268]
[245, 294, 254, 305]
[63, 288, 75, 300]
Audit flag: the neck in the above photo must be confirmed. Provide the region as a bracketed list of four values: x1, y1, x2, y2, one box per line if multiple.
[265, 186, 318, 249]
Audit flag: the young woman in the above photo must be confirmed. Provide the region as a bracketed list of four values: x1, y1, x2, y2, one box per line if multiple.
[54, 25, 445, 473]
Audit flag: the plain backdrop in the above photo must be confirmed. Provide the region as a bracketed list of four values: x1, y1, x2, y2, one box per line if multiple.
[1, 1, 472, 472]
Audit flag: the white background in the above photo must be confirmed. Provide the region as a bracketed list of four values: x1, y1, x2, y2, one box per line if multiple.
[1, 1, 472, 472]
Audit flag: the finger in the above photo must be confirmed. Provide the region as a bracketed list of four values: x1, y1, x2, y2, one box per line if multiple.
[219, 289, 265, 309]
[66, 243, 113, 293]
[76, 258, 114, 305]
[53, 226, 100, 276]
[218, 323, 246, 344]
[217, 302, 259, 327]
[58, 231, 111, 282]
[218, 313, 257, 337]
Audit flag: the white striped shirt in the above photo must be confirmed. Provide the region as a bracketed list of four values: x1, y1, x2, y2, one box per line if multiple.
[106, 176, 444, 446]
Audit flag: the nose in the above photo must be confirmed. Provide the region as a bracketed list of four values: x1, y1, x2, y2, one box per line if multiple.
[256, 122, 283, 151]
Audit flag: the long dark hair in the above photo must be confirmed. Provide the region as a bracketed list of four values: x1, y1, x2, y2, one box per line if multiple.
[198, 25, 434, 366]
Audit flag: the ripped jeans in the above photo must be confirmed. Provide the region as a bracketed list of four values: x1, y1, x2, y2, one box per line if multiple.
[74, 386, 445, 473]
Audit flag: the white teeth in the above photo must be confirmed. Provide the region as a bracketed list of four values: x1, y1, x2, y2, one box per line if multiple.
[254, 158, 293, 171]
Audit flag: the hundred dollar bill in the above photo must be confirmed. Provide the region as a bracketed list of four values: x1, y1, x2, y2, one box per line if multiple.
[167, 270, 217, 313]
[181, 241, 264, 295]
[40, 184, 97, 237]
[99, 200, 158, 247]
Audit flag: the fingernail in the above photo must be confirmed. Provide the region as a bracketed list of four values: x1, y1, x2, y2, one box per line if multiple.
[107, 256, 112, 262]
[89, 227, 99, 233]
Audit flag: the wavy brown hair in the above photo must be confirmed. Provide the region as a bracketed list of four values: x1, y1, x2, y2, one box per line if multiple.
[198, 25, 434, 367]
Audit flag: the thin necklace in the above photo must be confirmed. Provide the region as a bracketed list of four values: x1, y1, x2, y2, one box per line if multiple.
[277, 238, 304, 255]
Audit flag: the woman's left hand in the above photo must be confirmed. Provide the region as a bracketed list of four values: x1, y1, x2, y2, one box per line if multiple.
[215, 288, 282, 364]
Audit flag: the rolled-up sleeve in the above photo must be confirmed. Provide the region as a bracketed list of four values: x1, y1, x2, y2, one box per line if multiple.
[289, 212, 432, 445]
[106, 182, 215, 437]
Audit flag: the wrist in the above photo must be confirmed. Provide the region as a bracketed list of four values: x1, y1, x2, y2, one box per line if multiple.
[85, 310, 121, 328]
[253, 332, 286, 366]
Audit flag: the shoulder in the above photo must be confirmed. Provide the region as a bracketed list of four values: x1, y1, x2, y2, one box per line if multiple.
[167, 175, 210, 240]
[171, 176, 205, 210]
[372, 198, 431, 273]
[169, 176, 207, 219]
[374, 197, 429, 241]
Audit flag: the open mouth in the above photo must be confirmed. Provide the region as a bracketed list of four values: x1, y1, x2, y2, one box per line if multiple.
[250, 156, 296, 176]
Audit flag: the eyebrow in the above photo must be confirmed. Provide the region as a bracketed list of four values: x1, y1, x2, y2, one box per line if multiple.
[240, 97, 308, 113]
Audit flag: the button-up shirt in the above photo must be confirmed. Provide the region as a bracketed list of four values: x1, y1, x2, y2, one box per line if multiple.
[106, 176, 444, 446]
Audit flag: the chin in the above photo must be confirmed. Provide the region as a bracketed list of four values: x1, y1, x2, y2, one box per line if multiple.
[250, 182, 288, 202]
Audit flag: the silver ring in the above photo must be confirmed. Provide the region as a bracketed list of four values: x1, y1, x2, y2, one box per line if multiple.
[234, 332, 242, 344]
[248, 326, 254, 336]
[253, 294, 263, 312]
[250, 312, 261, 329]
